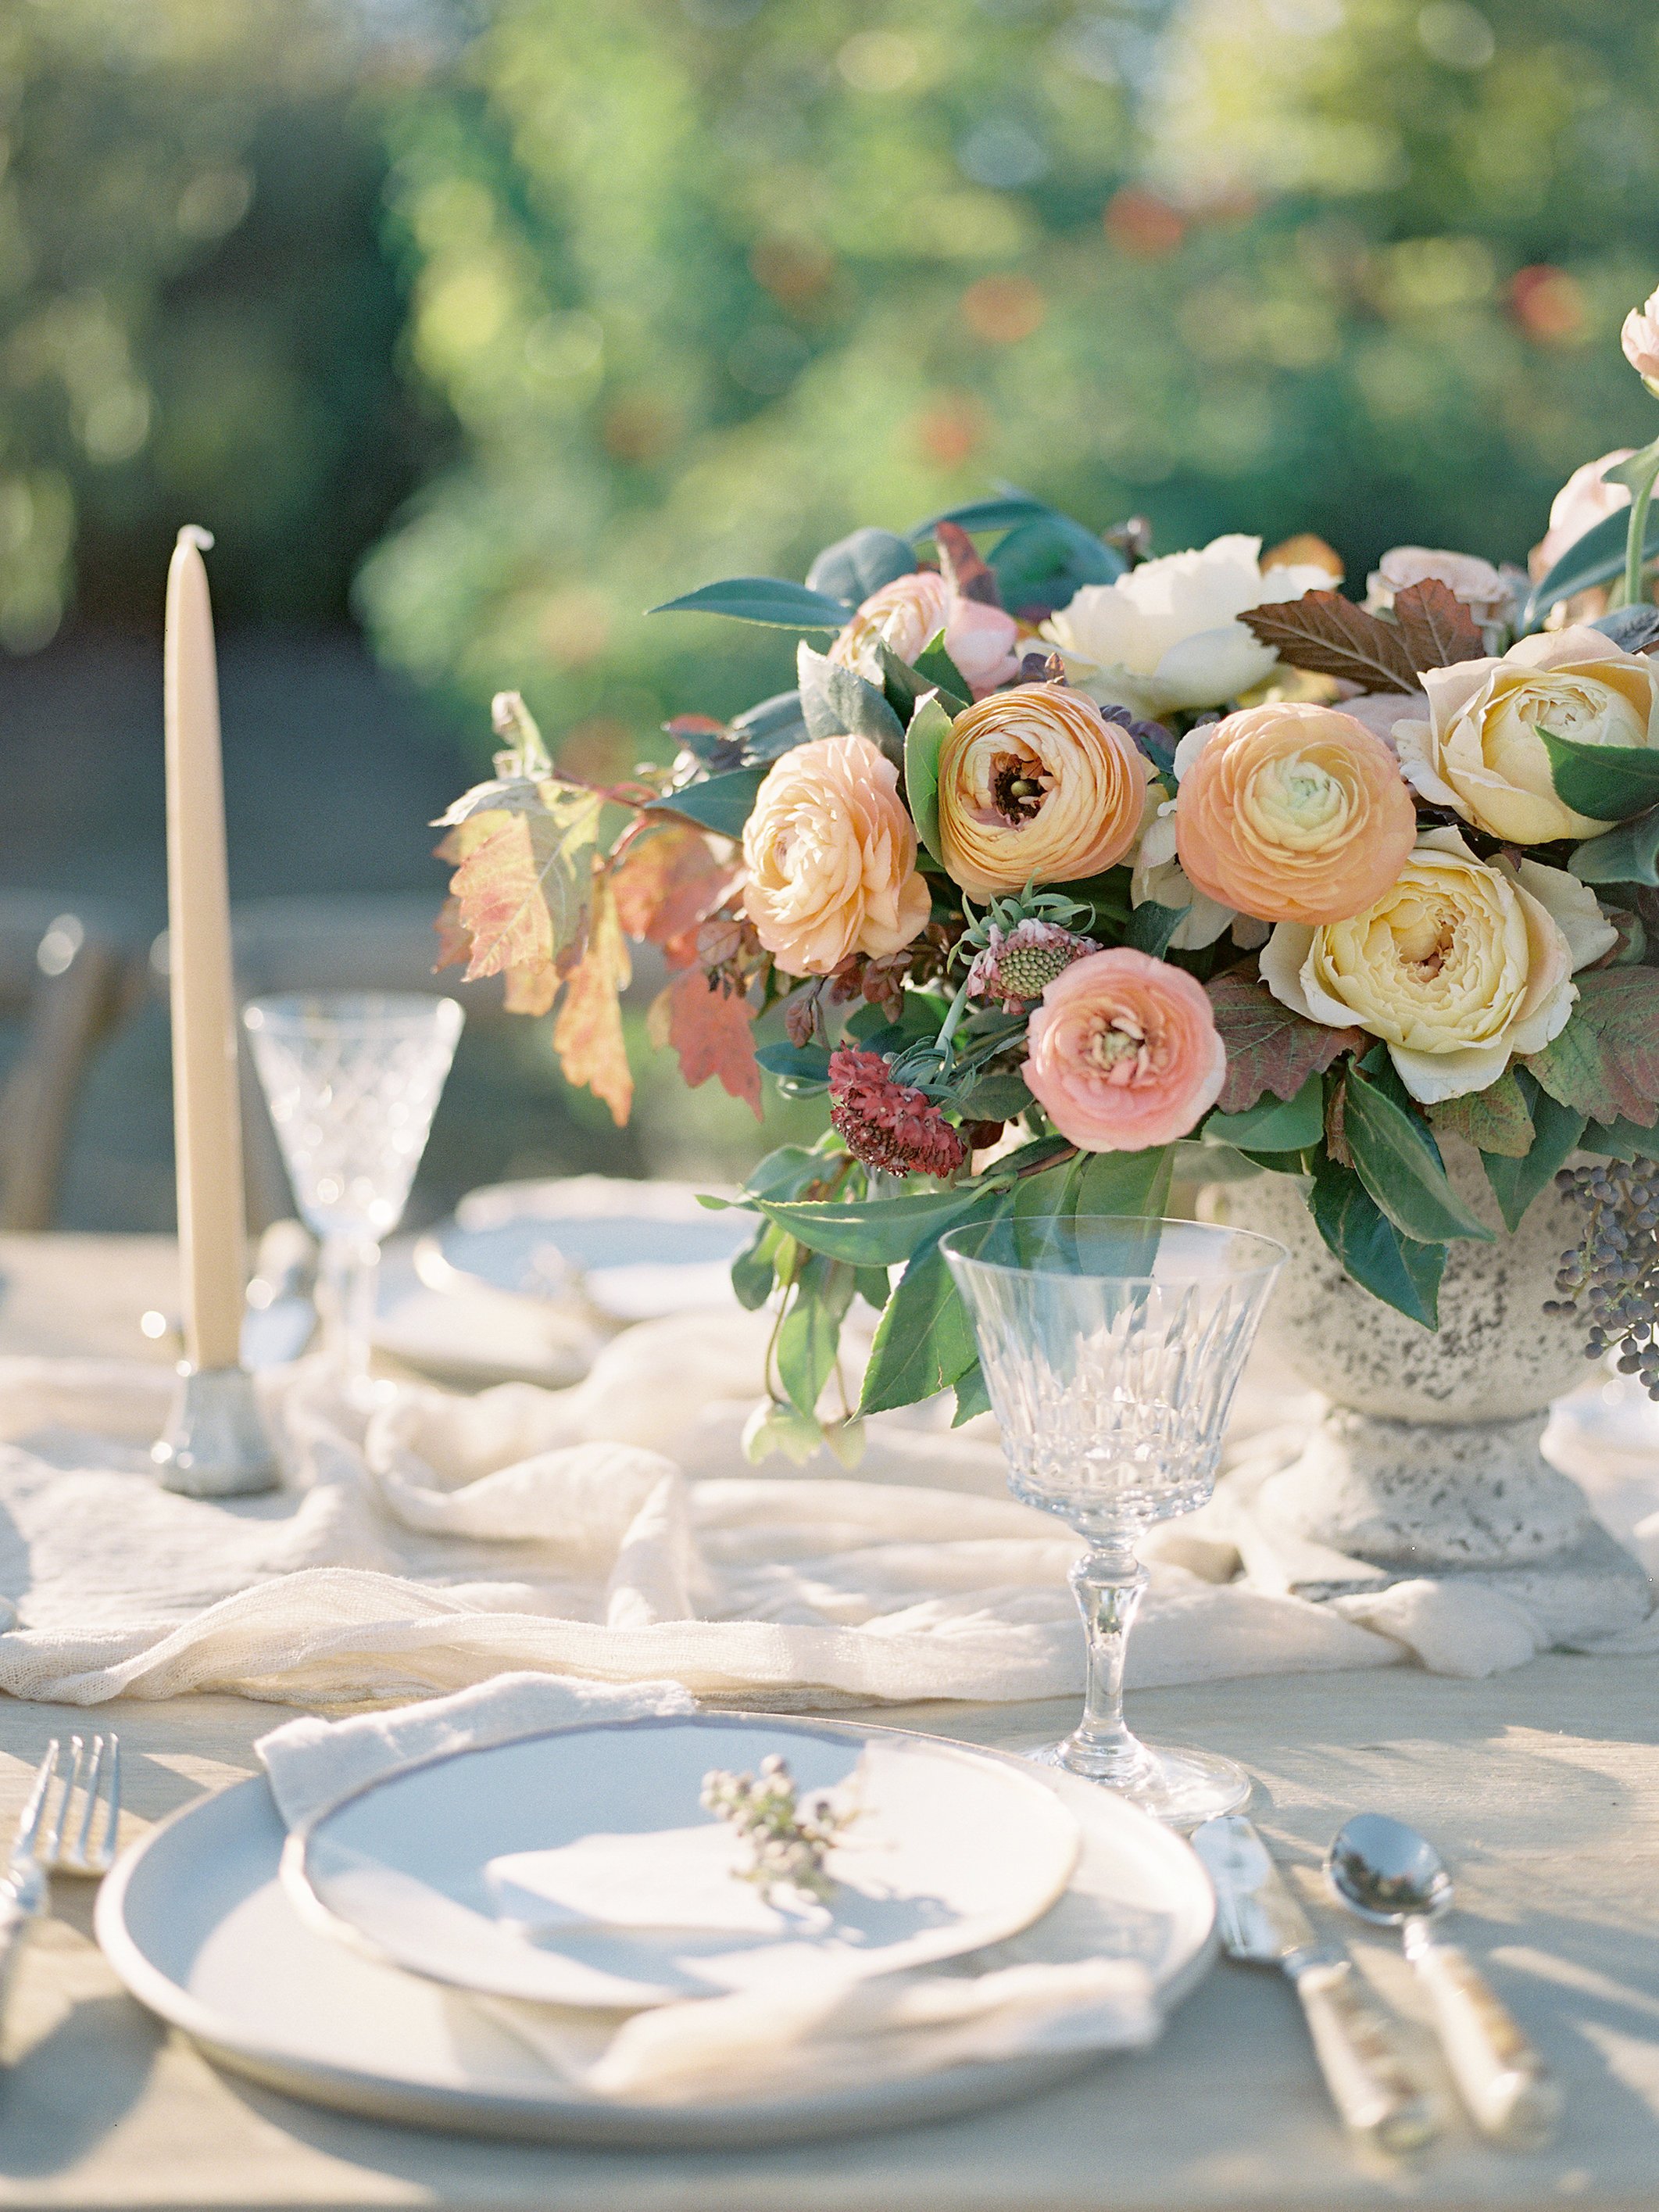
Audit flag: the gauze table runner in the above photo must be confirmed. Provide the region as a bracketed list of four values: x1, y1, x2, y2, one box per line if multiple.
[0, 1309, 1651, 1707]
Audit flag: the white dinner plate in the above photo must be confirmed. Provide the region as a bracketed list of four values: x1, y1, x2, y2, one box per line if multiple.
[414, 1176, 754, 1325]
[96, 1720, 1217, 2148]
[284, 1716, 1082, 2008]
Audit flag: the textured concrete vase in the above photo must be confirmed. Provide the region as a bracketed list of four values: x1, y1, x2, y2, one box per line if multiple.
[1211, 1140, 1652, 1641]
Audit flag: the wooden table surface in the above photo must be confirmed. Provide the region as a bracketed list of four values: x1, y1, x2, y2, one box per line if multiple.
[0, 1235, 1655, 2212]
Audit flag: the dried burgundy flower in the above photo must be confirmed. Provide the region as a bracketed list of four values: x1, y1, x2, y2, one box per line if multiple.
[965, 920, 1098, 1011]
[828, 1047, 969, 1179]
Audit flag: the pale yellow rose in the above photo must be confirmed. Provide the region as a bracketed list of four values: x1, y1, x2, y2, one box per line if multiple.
[935, 682, 1157, 899]
[1393, 625, 1659, 845]
[742, 734, 931, 976]
[1259, 828, 1615, 1104]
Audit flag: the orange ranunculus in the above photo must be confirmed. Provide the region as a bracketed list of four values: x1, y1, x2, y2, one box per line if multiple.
[1022, 947, 1226, 1151]
[1175, 702, 1418, 928]
[741, 734, 931, 977]
[935, 682, 1156, 899]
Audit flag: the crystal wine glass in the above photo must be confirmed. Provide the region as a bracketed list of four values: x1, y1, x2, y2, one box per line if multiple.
[243, 992, 463, 1400]
[942, 1212, 1285, 1826]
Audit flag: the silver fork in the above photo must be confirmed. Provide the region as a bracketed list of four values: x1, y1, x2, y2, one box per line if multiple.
[0, 1735, 121, 2035]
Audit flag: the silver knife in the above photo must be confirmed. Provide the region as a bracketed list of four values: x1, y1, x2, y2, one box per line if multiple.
[1192, 1814, 1437, 2152]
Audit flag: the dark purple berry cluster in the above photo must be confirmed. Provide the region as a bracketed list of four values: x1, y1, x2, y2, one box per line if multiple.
[1546, 1159, 1659, 1399]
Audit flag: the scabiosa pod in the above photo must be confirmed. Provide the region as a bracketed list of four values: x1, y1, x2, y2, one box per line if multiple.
[965, 918, 1099, 1011]
[828, 1047, 969, 1179]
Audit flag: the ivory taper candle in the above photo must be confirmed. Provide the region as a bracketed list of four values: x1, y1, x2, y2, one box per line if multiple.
[163, 524, 246, 1371]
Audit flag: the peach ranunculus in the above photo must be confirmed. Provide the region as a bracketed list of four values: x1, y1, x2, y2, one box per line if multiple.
[1393, 624, 1659, 845]
[1023, 947, 1227, 1151]
[1173, 702, 1418, 928]
[1529, 451, 1635, 581]
[1039, 533, 1332, 718]
[1363, 546, 1514, 637]
[741, 734, 931, 976]
[831, 570, 1020, 696]
[1259, 828, 1615, 1105]
[935, 682, 1157, 899]
[1621, 285, 1659, 391]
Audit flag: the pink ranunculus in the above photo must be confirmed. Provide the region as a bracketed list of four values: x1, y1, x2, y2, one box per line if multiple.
[1621, 288, 1659, 387]
[1022, 947, 1226, 1153]
[942, 594, 1021, 694]
[1529, 450, 1636, 580]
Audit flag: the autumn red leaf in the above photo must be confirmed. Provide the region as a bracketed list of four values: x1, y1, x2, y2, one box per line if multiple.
[1389, 578, 1485, 672]
[1240, 590, 1420, 693]
[552, 872, 632, 1124]
[1206, 968, 1360, 1114]
[445, 786, 602, 1013]
[649, 968, 761, 1115]
[1522, 967, 1659, 1128]
[610, 823, 738, 947]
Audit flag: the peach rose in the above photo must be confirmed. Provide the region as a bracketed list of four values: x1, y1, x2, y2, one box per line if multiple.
[935, 683, 1157, 899]
[1174, 702, 1418, 927]
[1023, 947, 1226, 1152]
[1393, 625, 1659, 844]
[741, 734, 931, 976]
[831, 571, 1020, 696]
[1530, 451, 1634, 580]
[1621, 286, 1659, 389]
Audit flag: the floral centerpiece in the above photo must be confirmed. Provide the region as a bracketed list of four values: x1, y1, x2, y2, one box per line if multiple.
[432, 296, 1659, 1465]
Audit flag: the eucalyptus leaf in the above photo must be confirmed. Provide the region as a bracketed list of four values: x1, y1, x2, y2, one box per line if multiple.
[805, 527, 915, 607]
[797, 642, 905, 757]
[1571, 804, 1659, 887]
[1206, 1071, 1325, 1154]
[1344, 1068, 1495, 1243]
[650, 576, 852, 628]
[645, 767, 769, 839]
[1539, 725, 1659, 822]
[903, 693, 953, 864]
[1308, 1157, 1445, 1329]
[1523, 503, 1659, 630]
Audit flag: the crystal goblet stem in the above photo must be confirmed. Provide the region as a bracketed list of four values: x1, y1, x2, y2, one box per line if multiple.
[1066, 1544, 1153, 1788]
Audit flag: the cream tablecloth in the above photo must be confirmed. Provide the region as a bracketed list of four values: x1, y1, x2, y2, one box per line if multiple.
[0, 1234, 1654, 2212]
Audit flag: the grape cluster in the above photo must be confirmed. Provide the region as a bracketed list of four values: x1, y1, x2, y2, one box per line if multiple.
[1545, 1158, 1659, 1398]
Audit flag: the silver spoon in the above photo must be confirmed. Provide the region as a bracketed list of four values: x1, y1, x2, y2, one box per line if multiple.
[1327, 1813, 1560, 2148]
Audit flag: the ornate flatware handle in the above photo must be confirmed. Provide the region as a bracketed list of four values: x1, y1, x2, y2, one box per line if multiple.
[1295, 1957, 1438, 2152]
[1412, 1938, 1561, 2147]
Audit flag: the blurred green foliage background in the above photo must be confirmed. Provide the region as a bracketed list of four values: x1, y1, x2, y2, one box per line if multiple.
[5, 0, 1659, 1215]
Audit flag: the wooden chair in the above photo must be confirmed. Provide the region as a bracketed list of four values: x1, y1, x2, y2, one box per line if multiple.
[0, 896, 144, 1230]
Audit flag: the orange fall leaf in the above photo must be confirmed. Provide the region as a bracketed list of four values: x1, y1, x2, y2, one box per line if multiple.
[552, 873, 633, 1124]
[650, 967, 760, 1118]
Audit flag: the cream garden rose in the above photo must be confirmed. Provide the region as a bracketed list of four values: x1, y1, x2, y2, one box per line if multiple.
[742, 733, 931, 975]
[1393, 625, 1659, 845]
[1259, 827, 1615, 1104]
[935, 682, 1157, 899]
[1039, 533, 1331, 719]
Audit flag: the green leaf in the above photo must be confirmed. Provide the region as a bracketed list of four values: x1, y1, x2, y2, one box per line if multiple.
[1538, 726, 1659, 823]
[1127, 900, 1189, 959]
[758, 1183, 998, 1265]
[1075, 1144, 1175, 1219]
[952, 1362, 993, 1426]
[754, 1041, 831, 1090]
[854, 1264, 891, 1311]
[874, 642, 966, 729]
[989, 509, 1124, 614]
[777, 1253, 854, 1416]
[730, 1220, 780, 1311]
[805, 528, 915, 607]
[650, 577, 852, 628]
[915, 634, 971, 700]
[1579, 1114, 1657, 1163]
[955, 1069, 1033, 1120]
[1344, 1068, 1496, 1243]
[856, 1239, 981, 1415]
[1478, 1076, 1585, 1231]
[1308, 1157, 1446, 1329]
[907, 493, 1053, 539]
[742, 1144, 831, 1201]
[645, 768, 769, 839]
[1427, 1069, 1535, 1160]
[730, 690, 809, 762]
[796, 643, 905, 757]
[1206, 1071, 1325, 1154]
[1571, 805, 1659, 888]
[903, 693, 953, 864]
[1522, 967, 1659, 1129]
[1523, 503, 1659, 629]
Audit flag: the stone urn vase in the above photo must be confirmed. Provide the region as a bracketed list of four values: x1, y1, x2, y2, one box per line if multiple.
[1209, 1139, 1652, 1642]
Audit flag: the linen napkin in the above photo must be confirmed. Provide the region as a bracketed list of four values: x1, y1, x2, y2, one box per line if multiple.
[256, 1674, 1160, 2106]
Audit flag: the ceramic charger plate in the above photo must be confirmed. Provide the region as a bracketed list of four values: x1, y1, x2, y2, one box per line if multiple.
[96, 1716, 1218, 2148]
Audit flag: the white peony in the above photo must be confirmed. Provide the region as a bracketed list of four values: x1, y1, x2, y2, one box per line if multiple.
[1040, 534, 1332, 720]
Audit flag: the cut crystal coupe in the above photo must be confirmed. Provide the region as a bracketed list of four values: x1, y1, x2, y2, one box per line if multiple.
[943, 1212, 1285, 1826]
[243, 992, 463, 1400]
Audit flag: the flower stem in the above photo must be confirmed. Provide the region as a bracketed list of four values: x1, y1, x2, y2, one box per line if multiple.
[1618, 439, 1659, 608]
